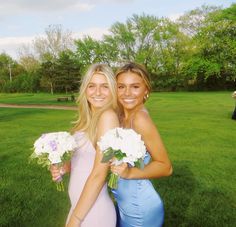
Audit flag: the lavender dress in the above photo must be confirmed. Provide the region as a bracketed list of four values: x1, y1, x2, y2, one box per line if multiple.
[67, 132, 116, 227]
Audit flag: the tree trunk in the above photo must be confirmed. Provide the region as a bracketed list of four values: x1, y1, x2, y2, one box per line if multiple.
[50, 82, 53, 95]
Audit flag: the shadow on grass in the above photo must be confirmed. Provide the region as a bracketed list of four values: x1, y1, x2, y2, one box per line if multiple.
[152, 161, 235, 227]
[0, 163, 70, 227]
[152, 161, 197, 227]
[185, 188, 235, 227]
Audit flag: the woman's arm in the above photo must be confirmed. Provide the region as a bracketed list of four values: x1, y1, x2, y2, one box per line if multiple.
[111, 111, 172, 179]
[67, 110, 119, 227]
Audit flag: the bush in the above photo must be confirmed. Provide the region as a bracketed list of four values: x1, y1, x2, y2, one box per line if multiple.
[1, 73, 41, 93]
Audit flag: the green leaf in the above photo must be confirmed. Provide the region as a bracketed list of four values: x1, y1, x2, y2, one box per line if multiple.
[134, 159, 145, 169]
[61, 151, 73, 162]
[101, 148, 115, 163]
[29, 152, 51, 168]
[114, 150, 126, 161]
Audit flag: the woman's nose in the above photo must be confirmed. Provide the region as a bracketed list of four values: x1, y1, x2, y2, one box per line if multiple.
[96, 86, 101, 95]
[125, 87, 130, 96]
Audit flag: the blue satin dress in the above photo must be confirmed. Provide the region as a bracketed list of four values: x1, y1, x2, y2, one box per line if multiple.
[112, 153, 164, 227]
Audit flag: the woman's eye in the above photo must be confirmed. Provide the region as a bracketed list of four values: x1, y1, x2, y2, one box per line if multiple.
[134, 86, 139, 89]
[118, 86, 124, 89]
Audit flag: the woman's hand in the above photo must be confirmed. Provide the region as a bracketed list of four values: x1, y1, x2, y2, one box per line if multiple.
[110, 162, 130, 179]
[50, 164, 64, 182]
[50, 162, 70, 181]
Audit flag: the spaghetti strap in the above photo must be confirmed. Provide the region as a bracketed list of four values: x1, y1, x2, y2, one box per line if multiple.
[140, 108, 149, 114]
[130, 108, 149, 129]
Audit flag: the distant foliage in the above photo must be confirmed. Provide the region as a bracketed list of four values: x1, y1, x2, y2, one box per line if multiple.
[0, 4, 235, 93]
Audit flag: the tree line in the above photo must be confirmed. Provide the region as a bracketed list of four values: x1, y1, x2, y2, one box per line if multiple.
[0, 4, 235, 94]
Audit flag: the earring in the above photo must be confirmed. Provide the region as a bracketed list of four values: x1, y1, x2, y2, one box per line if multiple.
[144, 94, 149, 100]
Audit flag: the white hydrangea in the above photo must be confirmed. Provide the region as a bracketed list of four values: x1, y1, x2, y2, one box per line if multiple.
[98, 127, 146, 166]
[33, 131, 77, 164]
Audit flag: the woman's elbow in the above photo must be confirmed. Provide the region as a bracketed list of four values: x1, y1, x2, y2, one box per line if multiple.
[165, 164, 173, 176]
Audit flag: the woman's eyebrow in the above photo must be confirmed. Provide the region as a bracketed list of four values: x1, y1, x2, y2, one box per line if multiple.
[88, 82, 108, 85]
[118, 82, 141, 85]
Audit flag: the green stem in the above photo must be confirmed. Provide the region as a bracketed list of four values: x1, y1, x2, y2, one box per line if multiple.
[108, 173, 118, 189]
[56, 181, 64, 192]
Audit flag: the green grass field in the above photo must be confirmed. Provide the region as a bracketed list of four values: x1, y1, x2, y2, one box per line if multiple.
[0, 93, 77, 105]
[0, 92, 235, 227]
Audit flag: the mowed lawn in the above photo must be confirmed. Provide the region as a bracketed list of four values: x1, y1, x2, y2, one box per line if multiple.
[0, 92, 235, 227]
[0, 93, 77, 105]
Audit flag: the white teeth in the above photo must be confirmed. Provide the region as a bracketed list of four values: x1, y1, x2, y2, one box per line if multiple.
[123, 99, 134, 103]
[94, 98, 104, 101]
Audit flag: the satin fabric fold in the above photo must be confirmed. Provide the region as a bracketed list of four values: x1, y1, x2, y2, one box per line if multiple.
[112, 153, 164, 227]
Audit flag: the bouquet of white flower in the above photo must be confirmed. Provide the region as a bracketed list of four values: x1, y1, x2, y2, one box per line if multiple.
[97, 127, 146, 189]
[30, 131, 77, 191]
[232, 91, 236, 99]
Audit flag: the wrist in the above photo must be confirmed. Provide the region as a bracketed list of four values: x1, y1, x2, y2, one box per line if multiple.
[127, 168, 133, 179]
[73, 212, 84, 223]
[127, 167, 142, 179]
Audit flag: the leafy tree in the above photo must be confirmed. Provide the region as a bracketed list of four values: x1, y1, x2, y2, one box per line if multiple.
[2, 4, 235, 92]
[186, 3, 236, 89]
[74, 37, 102, 68]
[177, 5, 220, 37]
[125, 14, 159, 67]
[39, 55, 57, 94]
[103, 14, 192, 90]
[54, 50, 81, 93]
[108, 21, 136, 61]
[19, 55, 40, 74]
[0, 53, 14, 84]
[0, 53, 25, 92]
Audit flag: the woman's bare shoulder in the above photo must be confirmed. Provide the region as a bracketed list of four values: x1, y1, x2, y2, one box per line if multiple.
[100, 109, 118, 121]
[134, 109, 151, 123]
[133, 109, 155, 133]
[97, 109, 119, 131]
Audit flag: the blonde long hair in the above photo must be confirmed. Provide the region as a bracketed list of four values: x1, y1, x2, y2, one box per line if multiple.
[72, 63, 117, 145]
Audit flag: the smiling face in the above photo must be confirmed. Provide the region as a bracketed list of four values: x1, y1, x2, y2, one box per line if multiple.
[117, 71, 148, 111]
[86, 73, 112, 111]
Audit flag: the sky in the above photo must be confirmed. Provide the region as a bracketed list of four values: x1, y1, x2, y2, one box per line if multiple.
[0, 0, 234, 59]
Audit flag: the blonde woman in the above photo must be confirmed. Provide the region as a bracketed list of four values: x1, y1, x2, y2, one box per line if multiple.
[111, 62, 172, 227]
[51, 63, 119, 227]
